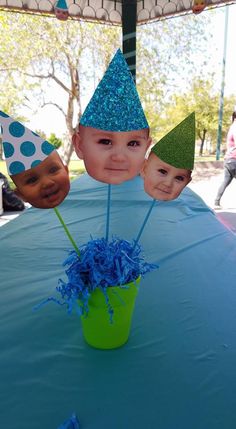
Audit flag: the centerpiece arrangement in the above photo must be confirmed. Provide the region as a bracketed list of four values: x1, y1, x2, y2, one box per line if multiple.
[1, 49, 158, 350]
[55, 236, 157, 349]
[51, 48, 157, 349]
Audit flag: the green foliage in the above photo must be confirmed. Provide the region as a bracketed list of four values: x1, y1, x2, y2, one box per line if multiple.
[136, 9, 219, 132]
[0, 7, 229, 161]
[34, 129, 47, 140]
[155, 76, 234, 154]
[47, 133, 63, 149]
[0, 12, 121, 163]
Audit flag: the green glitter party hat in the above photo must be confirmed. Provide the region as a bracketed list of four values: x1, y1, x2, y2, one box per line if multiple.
[151, 112, 195, 170]
[80, 49, 149, 132]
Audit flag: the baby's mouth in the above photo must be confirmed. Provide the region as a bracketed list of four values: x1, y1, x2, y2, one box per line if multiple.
[105, 167, 128, 171]
[156, 187, 171, 194]
[43, 189, 59, 199]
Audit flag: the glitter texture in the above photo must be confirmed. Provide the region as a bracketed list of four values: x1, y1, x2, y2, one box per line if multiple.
[80, 49, 149, 132]
[151, 112, 195, 170]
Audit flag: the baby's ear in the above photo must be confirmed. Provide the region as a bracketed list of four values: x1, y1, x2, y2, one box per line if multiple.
[140, 159, 148, 178]
[72, 132, 84, 159]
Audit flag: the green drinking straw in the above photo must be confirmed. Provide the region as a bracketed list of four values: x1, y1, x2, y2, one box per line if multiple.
[53, 207, 80, 257]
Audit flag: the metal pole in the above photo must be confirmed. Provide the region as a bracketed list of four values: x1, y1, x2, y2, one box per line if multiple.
[216, 5, 229, 160]
[122, 0, 137, 82]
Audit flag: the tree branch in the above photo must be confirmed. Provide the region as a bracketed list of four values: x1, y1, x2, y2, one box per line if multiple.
[41, 101, 66, 117]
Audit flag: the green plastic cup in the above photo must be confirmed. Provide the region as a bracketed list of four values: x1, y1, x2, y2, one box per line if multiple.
[80, 277, 140, 349]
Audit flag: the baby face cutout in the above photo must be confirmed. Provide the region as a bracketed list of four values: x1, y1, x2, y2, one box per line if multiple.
[12, 151, 70, 209]
[73, 126, 151, 184]
[141, 153, 191, 201]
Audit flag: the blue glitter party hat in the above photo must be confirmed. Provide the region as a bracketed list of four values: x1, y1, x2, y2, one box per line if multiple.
[151, 112, 195, 170]
[55, 0, 68, 10]
[0, 111, 55, 176]
[80, 49, 149, 132]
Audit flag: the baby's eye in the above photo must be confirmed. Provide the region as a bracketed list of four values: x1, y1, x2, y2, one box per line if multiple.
[49, 165, 60, 174]
[158, 168, 167, 175]
[128, 140, 140, 147]
[175, 175, 185, 182]
[25, 176, 38, 185]
[98, 139, 112, 145]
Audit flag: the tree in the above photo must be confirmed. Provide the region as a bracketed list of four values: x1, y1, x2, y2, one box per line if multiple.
[0, 8, 222, 163]
[0, 12, 120, 164]
[156, 77, 234, 155]
[136, 9, 220, 134]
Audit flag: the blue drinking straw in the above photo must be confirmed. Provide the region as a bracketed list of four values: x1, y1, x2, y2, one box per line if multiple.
[133, 199, 156, 250]
[105, 184, 111, 241]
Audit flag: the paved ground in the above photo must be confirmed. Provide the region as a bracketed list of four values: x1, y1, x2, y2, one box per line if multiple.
[189, 161, 236, 234]
[1, 162, 236, 233]
[0, 203, 30, 228]
[0, 209, 26, 227]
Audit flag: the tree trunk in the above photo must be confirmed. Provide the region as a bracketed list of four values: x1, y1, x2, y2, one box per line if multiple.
[199, 129, 207, 156]
[62, 132, 74, 166]
[61, 63, 82, 165]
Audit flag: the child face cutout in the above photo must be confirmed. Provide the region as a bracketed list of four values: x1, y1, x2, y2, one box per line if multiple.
[141, 153, 191, 201]
[73, 126, 151, 184]
[12, 151, 70, 209]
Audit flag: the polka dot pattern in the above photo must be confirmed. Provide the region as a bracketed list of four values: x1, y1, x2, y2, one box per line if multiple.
[0, 110, 55, 176]
[9, 121, 25, 138]
[20, 141, 36, 157]
[0, 111, 9, 118]
[31, 160, 41, 168]
[9, 161, 25, 175]
[3, 142, 14, 158]
[42, 140, 55, 155]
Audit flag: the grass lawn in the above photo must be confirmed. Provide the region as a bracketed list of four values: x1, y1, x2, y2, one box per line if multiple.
[69, 160, 85, 177]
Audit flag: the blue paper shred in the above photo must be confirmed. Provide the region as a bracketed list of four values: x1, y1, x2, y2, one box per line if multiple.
[39, 237, 158, 318]
[57, 412, 80, 429]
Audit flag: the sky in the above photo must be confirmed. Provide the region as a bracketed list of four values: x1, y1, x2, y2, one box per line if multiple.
[27, 3, 236, 138]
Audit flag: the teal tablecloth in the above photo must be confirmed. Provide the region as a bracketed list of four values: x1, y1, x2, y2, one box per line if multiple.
[1, 174, 236, 429]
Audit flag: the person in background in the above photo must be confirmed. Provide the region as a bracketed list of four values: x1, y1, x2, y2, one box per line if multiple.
[0, 171, 25, 212]
[214, 110, 236, 209]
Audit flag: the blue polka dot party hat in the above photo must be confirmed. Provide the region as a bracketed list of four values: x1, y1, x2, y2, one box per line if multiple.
[151, 112, 195, 170]
[0, 111, 55, 176]
[80, 49, 149, 132]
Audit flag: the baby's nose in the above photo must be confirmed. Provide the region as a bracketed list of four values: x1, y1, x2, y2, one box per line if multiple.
[42, 176, 54, 188]
[162, 176, 173, 188]
[110, 148, 127, 162]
